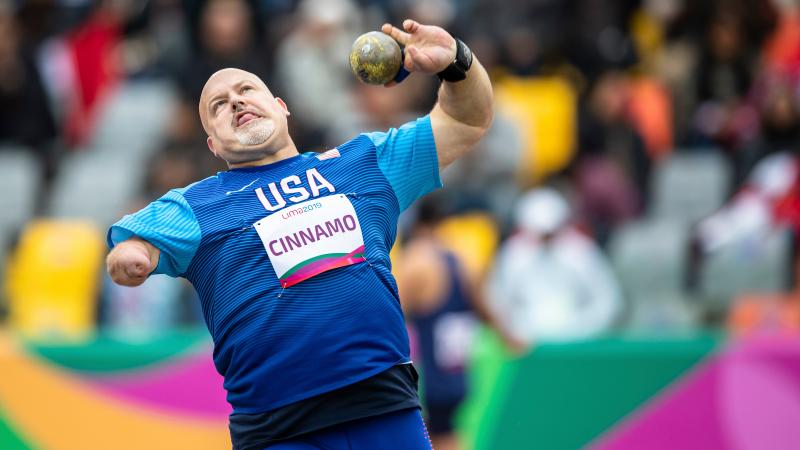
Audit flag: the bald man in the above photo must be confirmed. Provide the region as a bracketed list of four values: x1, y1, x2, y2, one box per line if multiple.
[106, 20, 492, 450]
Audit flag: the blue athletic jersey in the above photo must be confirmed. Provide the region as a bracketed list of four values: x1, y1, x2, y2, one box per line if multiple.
[411, 251, 474, 406]
[108, 116, 440, 413]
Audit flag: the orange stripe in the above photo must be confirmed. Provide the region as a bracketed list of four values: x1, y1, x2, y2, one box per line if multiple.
[0, 333, 230, 450]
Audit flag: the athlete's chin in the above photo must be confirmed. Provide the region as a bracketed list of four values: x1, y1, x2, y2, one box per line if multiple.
[234, 118, 276, 147]
[224, 135, 288, 165]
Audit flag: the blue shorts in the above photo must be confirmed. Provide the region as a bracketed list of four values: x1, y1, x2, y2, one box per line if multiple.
[264, 408, 433, 450]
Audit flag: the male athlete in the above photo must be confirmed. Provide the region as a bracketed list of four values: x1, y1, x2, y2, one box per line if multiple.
[106, 19, 492, 450]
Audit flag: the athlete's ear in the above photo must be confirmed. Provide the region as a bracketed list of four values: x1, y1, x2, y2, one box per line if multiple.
[207, 136, 219, 158]
[275, 97, 290, 116]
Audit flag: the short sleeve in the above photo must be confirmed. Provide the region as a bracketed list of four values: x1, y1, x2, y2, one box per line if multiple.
[363, 115, 442, 211]
[107, 188, 201, 277]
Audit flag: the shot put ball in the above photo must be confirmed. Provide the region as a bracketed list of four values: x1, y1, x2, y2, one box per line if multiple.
[349, 31, 402, 85]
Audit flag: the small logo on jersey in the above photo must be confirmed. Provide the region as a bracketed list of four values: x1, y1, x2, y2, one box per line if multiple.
[316, 149, 340, 161]
[226, 178, 259, 195]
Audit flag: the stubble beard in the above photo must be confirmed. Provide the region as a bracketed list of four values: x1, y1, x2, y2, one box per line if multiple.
[234, 118, 276, 146]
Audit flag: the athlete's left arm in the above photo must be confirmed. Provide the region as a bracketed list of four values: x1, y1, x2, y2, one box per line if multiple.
[382, 20, 493, 169]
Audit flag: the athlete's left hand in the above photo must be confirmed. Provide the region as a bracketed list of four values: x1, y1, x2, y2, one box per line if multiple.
[380, 19, 456, 86]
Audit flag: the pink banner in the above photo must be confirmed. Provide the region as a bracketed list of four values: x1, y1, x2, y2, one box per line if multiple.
[591, 334, 800, 450]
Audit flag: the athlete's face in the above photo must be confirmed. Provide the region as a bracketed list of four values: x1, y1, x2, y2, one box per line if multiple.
[200, 69, 291, 164]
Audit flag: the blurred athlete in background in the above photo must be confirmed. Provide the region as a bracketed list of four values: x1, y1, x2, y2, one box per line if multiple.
[398, 194, 523, 450]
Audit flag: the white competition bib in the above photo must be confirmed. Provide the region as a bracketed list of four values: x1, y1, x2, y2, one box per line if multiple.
[433, 312, 477, 370]
[254, 194, 366, 287]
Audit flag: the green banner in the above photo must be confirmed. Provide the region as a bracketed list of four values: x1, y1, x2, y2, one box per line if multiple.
[459, 330, 721, 450]
[0, 405, 34, 450]
[23, 329, 210, 373]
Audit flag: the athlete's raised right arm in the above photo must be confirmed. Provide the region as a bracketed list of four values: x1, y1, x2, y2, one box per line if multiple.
[381, 20, 493, 169]
[107, 237, 160, 286]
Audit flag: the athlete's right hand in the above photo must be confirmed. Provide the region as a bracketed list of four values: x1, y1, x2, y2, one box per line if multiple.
[107, 237, 160, 287]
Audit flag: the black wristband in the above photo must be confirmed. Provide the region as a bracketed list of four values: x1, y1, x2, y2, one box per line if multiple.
[437, 38, 473, 83]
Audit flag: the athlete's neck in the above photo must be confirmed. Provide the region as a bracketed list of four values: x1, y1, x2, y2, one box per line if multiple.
[227, 142, 300, 169]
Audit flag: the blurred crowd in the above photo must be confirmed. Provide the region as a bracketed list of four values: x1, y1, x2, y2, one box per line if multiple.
[3, 0, 800, 352]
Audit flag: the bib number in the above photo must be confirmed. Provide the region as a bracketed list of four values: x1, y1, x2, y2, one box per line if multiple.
[254, 194, 366, 287]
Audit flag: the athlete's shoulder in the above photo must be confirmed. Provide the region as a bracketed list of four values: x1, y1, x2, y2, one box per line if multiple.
[180, 174, 223, 205]
[313, 134, 378, 166]
[360, 116, 432, 147]
[337, 133, 377, 153]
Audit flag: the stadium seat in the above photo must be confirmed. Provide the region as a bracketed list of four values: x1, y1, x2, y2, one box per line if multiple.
[626, 291, 701, 331]
[494, 75, 577, 183]
[5, 220, 105, 341]
[86, 80, 176, 157]
[0, 148, 39, 284]
[0, 147, 39, 232]
[435, 213, 500, 279]
[609, 219, 694, 328]
[609, 219, 689, 295]
[48, 81, 177, 225]
[651, 150, 730, 223]
[47, 153, 145, 226]
[700, 228, 793, 308]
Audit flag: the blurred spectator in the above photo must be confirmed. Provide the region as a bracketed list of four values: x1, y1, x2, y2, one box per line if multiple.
[118, 0, 191, 77]
[460, 0, 566, 76]
[572, 71, 646, 246]
[733, 74, 800, 189]
[695, 10, 753, 119]
[487, 188, 623, 343]
[170, 0, 269, 142]
[688, 151, 800, 291]
[0, 2, 60, 214]
[626, 75, 674, 161]
[61, 1, 128, 147]
[564, 0, 639, 80]
[693, 152, 799, 254]
[761, 0, 800, 80]
[689, 3, 776, 181]
[644, 0, 701, 145]
[274, 0, 361, 149]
